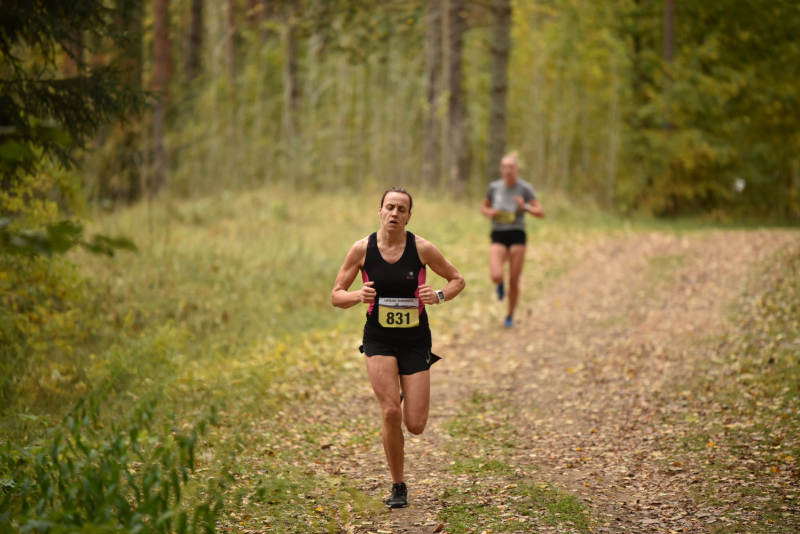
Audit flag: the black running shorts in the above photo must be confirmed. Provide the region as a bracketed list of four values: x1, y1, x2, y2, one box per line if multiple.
[491, 229, 527, 248]
[360, 341, 441, 375]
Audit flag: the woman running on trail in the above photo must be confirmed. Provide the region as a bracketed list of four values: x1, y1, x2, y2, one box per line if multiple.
[480, 152, 545, 328]
[331, 187, 465, 509]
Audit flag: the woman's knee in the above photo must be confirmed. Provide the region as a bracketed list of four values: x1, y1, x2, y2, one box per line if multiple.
[405, 417, 428, 435]
[381, 404, 403, 427]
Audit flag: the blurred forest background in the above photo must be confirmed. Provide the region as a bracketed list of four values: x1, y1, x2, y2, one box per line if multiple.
[4, 0, 800, 222]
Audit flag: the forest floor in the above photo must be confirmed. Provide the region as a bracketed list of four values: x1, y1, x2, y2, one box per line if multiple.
[238, 229, 799, 534]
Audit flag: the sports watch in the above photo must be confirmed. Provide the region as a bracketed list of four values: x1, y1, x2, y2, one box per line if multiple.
[435, 290, 445, 304]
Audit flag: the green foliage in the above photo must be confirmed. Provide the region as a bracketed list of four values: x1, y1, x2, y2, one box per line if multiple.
[0, 0, 144, 181]
[0, 219, 136, 258]
[0, 254, 99, 412]
[0, 156, 136, 416]
[0, 396, 220, 534]
[615, 0, 800, 217]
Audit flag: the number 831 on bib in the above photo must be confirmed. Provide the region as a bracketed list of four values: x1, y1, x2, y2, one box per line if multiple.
[378, 297, 420, 328]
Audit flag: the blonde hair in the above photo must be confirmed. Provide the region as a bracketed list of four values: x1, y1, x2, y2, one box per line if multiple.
[502, 151, 522, 169]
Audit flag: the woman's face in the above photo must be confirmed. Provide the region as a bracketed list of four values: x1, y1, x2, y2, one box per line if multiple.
[379, 192, 412, 231]
[501, 157, 518, 183]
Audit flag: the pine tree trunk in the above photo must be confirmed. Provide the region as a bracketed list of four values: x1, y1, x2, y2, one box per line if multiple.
[116, 0, 143, 202]
[630, 0, 649, 125]
[184, 0, 203, 83]
[246, 0, 260, 31]
[259, 0, 274, 44]
[446, 0, 469, 197]
[559, 83, 578, 193]
[664, 0, 675, 131]
[421, 0, 443, 189]
[545, 78, 561, 191]
[282, 0, 300, 140]
[486, 0, 512, 184]
[606, 57, 621, 209]
[61, 33, 83, 78]
[227, 0, 237, 86]
[152, 0, 172, 196]
[664, 0, 675, 65]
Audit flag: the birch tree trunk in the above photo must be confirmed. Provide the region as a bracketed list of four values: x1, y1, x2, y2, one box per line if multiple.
[486, 0, 512, 184]
[421, 0, 443, 189]
[184, 0, 203, 83]
[446, 0, 469, 196]
[152, 0, 172, 196]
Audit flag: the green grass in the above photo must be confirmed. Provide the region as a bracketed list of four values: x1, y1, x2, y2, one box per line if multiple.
[439, 481, 594, 534]
[447, 458, 515, 476]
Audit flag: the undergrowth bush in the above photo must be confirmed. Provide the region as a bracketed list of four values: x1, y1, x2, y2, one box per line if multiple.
[0, 254, 101, 411]
[0, 395, 221, 534]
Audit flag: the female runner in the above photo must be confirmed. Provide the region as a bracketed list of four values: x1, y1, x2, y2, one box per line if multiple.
[331, 187, 465, 508]
[480, 153, 544, 327]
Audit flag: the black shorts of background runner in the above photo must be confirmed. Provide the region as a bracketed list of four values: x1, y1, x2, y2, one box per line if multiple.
[360, 341, 441, 375]
[491, 229, 527, 248]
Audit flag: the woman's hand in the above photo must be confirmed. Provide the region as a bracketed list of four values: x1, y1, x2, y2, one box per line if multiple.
[417, 284, 439, 305]
[481, 198, 500, 220]
[359, 281, 376, 304]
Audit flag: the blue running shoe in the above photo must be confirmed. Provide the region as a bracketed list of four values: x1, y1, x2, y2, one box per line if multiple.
[504, 316, 514, 328]
[496, 282, 505, 301]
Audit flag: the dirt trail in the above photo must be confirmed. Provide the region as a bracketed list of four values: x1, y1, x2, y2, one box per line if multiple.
[322, 230, 796, 533]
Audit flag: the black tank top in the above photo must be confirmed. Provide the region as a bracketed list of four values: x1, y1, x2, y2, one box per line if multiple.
[361, 231, 431, 346]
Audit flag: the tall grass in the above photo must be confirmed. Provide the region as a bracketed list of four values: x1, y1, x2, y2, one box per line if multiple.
[4, 184, 738, 432]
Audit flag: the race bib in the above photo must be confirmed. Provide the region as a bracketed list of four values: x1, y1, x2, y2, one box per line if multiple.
[378, 297, 420, 328]
[495, 210, 516, 224]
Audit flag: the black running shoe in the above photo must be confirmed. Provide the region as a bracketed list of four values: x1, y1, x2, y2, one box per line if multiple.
[385, 482, 408, 508]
